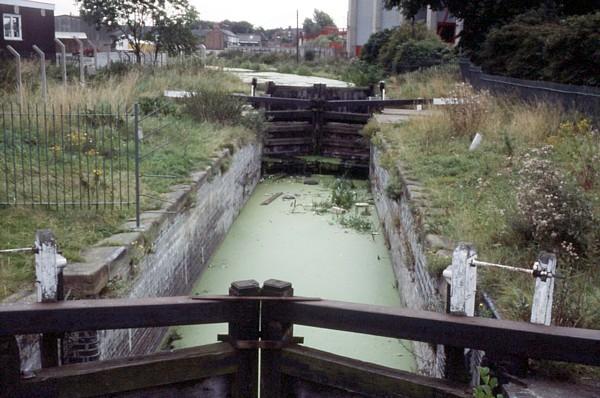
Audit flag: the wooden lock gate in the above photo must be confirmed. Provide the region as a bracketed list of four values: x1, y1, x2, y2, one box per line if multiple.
[235, 83, 432, 176]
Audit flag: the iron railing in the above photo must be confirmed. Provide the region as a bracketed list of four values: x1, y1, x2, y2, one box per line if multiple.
[0, 104, 137, 210]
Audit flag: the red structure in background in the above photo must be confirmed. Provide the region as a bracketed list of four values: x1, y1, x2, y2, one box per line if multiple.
[303, 25, 347, 56]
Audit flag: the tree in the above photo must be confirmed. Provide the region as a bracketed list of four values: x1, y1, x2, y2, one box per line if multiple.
[383, 0, 600, 56]
[313, 9, 335, 28]
[303, 9, 336, 36]
[303, 18, 318, 36]
[78, 0, 197, 64]
[149, 7, 198, 61]
[223, 20, 255, 34]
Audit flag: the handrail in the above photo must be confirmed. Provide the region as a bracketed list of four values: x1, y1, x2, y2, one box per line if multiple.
[1, 296, 599, 366]
[268, 300, 600, 367]
[0, 296, 234, 335]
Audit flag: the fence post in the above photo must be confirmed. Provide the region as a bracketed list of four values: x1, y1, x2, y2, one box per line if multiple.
[74, 37, 85, 86]
[54, 38, 67, 87]
[35, 229, 67, 367]
[87, 39, 98, 72]
[228, 280, 260, 398]
[32, 46, 47, 103]
[6, 46, 23, 108]
[260, 279, 294, 398]
[134, 103, 141, 228]
[531, 253, 557, 325]
[445, 243, 477, 383]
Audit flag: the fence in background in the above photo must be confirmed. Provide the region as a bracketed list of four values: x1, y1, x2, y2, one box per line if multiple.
[459, 58, 600, 120]
[230, 46, 338, 59]
[0, 104, 137, 211]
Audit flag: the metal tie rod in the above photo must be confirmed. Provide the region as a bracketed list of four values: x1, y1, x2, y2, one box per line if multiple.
[470, 259, 533, 275]
[470, 259, 563, 279]
[0, 247, 36, 254]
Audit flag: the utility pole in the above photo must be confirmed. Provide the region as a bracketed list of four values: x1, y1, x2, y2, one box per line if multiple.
[296, 9, 300, 64]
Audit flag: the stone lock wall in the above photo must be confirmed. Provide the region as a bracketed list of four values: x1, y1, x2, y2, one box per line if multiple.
[56, 143, 262, 362]
[370, 143, 449, 377]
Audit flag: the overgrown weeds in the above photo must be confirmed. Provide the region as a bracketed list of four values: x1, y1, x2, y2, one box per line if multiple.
[377, 74, 600, 334]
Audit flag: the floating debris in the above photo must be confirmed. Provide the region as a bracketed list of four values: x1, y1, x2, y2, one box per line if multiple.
[261, 192, 283, 206]
[330, 206, 347, 215]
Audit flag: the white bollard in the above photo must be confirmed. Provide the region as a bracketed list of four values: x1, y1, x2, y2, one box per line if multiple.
[469, 133, 483, 151]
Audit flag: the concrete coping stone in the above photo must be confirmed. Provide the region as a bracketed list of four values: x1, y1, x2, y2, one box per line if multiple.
[64, 246, 128, 297]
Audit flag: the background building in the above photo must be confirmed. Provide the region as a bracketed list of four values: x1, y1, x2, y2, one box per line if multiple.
[54, 15, 117, 52]
[1, 0, 55, 59]
[204, 25, 239, 50]
[346, 0, 462, 57]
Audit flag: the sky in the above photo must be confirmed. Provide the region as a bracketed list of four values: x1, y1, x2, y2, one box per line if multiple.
[52, 0, 349, 29]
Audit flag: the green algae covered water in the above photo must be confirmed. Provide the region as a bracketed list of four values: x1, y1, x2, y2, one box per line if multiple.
[169, 175, 416, 371]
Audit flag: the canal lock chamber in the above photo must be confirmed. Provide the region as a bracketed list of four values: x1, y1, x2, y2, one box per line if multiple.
[162, 162, 416, 372]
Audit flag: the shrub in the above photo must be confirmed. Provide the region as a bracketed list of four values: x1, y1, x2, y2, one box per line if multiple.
[513, 146, 592, 256]
[360, 29, 393, 64]
[139, 96, 177, 116]
[183, 89, 244, 125]
[479, 12, 559, 81]
[377, 23, 440, 71]
[304, 50, 315, 62]
[480, 11, 600, 86]
[391, 39, 455, 74]
[340, 60, 385, 87]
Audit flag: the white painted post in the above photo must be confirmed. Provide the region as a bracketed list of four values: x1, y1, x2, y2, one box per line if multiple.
[54, 38, 67, 88]
[32, 45, 47, 103]
[35, 230, 67, 303]
[450, 243, 477, 316]
[445, 243, 478, 383]
[6, 46, 23, 108]
[35, 230, 68, 367]
[74, 37, 85, 86]
[530, 253, 557, 326]
[199, 44, 207, 64]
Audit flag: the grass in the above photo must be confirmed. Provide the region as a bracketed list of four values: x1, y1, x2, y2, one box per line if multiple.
[376, 69, 600, 335]
[2, 61, 245, 110]
[0, 208, 124, 298]
[0, 64, 257, 300]
[385, 64, 460, 99]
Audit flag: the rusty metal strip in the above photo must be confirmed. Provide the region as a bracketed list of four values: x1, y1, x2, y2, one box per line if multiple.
[191, 295, 322, 302]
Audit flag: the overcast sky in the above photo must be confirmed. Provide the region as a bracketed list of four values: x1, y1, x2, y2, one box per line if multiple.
[52, 0, 349, 29]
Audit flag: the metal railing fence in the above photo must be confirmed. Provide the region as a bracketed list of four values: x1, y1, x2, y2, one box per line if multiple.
[0, 103, 137, 210]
